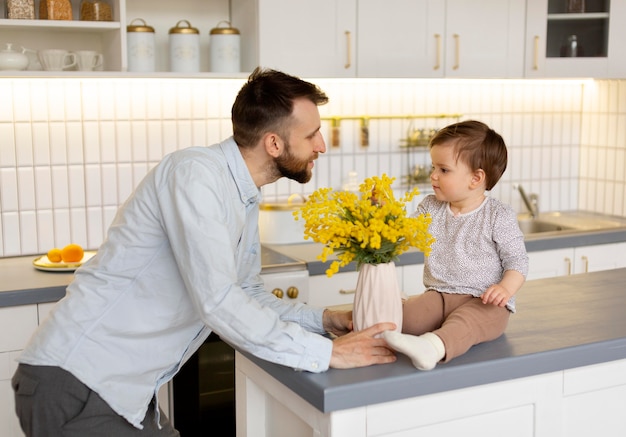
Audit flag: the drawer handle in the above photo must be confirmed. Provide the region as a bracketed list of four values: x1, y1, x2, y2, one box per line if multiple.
[533, 35, 540, 70]
[434, 33, 441, 70]
[581, 255, 589, 273]
[344, 31, 352, 69]
[453, 34, 460, 70]
[565, 257, 572, 275]
[339, 289, 355, 295]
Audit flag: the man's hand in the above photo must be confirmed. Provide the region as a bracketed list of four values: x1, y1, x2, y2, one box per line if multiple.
[330, 323, 397, 369]
[322, 309, 353, 337]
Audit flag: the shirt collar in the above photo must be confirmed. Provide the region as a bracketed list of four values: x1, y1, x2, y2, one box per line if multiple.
[219, 136, 261, 206]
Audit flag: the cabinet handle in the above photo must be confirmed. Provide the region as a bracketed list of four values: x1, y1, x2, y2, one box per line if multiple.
[533, 36, 539, 70]
[339, 289, 355, 295]
[344, 31, 351, 69]
[453, 34, 460, 70]
[434, 34, 441, 70]
[581, 255, 589, 273]
[565, 257, 572, 275]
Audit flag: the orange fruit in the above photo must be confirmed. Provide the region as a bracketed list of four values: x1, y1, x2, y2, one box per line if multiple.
[61, 244, 84, 263]
[47, 248, 63, 263]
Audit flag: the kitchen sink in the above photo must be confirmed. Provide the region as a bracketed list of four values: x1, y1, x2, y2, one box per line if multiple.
[517, 211, 626, 238]
[517, 219, 575, 235]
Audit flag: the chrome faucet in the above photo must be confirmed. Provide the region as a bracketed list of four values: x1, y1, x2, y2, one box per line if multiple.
[514, 184, 539, 218]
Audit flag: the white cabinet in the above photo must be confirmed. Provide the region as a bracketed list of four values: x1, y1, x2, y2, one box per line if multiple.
[0, 304, 39, 437]
[441, 0, 525, 78]
[233, 0, 357, 78]
[527, 242, 626, 280]
[233, 0, 525, 79]
[355, 0, 444, 78]
[237, 352, 626, 437]
[524, 0, 626, 78]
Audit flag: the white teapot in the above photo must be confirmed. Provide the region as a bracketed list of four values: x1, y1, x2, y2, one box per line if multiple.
[0, 43, 31, 71]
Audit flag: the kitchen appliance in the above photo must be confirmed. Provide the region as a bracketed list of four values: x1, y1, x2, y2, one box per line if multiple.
[171, 246, 309, 436]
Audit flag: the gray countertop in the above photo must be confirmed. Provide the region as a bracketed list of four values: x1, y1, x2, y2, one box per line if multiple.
[240, 267, 626, 413]
[2, 215, 626, 307]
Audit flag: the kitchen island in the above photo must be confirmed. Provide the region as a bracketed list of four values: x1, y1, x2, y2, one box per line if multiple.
[235, 268, 626, 437]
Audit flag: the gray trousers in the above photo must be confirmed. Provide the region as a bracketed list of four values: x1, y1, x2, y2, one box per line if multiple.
[12, 364, 179, 437]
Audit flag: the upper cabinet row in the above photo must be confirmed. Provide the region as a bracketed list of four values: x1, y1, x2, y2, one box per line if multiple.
[2, 0, 626, 78]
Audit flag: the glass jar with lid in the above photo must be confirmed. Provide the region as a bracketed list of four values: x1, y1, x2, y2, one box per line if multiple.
[80, 0, 113, 21]
[6, 0, 35, 19]
[40, 0, 73, 20]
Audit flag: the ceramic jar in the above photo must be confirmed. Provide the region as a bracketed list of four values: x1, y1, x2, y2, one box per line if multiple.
[127, 18, 155, 72]
[168, 20, 200, 73]
[0, 43, 30, 71]
[209, 21, 240, 73]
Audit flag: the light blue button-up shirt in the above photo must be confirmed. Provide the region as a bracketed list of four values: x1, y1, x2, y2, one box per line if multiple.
[18, 138, 332, 429]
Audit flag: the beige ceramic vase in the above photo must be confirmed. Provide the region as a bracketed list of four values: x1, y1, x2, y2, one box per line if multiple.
[353, 262, 403, 335]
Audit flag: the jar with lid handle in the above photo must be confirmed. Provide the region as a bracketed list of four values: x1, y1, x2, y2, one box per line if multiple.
[209, 21, 240, 73]
[169, 20, 200, 73]
[127, 18, 156, 72]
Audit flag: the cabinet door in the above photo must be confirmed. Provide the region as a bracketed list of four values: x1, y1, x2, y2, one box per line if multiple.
[525, 0, 611, 77]
[573, 243, 626, 274]
[234, 0, 357, 77]
[308, 271, 359, 308]
[356, 0, 445, 78]
[445, 0, 525, 78]
[527, 248, 575, 280]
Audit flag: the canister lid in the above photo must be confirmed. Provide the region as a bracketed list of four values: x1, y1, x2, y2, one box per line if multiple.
[127, 18, 154, 33]
[210, 21, 240, 35]
[169, 20, 199, 35]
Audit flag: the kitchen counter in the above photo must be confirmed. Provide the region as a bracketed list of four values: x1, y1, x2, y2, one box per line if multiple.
[2, 213, 626, 307]
[235, 268, 626, 436]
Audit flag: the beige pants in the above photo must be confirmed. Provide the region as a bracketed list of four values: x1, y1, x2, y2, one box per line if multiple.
[402, 290, 510, 362]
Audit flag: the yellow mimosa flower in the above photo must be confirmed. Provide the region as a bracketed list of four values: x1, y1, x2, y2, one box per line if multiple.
[294, 174, 435, 277]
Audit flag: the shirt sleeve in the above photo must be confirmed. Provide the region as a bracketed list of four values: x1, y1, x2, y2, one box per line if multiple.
[492, 203, 529, 278]
[157, 157, 332, 372]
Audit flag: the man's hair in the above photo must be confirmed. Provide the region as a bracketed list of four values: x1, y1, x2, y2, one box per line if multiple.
[430, 120, 508, 190]
[231, 67, 329, 148]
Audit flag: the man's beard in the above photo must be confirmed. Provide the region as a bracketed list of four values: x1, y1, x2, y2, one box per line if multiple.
[275, 142, 315, 183]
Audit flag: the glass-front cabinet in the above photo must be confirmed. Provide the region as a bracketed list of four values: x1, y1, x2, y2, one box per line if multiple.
[525, 0, 626, 77]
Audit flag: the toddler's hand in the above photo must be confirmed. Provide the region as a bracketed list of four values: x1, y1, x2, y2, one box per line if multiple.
[481, 284, 512, 307]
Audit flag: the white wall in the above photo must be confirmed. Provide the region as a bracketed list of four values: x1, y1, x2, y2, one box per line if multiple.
[0, 77, 624, 258]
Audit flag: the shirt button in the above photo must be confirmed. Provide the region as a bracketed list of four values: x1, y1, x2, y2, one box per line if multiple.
[311, 362, 318, 369]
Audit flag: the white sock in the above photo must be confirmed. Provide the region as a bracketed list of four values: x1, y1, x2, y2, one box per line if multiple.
[383, 331, 445, 371]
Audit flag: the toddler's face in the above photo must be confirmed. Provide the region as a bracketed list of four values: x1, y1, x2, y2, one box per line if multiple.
[429, 144, 478, 203]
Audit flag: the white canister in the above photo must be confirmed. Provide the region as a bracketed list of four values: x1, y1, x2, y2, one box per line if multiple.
[169, 20, 200, 73]
[127, 18, 155, 72]
[209, 21, 240, 73]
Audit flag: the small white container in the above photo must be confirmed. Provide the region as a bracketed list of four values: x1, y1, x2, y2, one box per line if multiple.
[169, 20, 200, 73]
[127, 18, 155, 72]
[209, 21, 240, 73]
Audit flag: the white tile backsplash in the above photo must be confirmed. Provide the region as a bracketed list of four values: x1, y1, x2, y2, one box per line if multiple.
[1, 77, 625, 257]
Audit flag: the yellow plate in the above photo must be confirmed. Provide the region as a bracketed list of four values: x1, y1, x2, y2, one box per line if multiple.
[32, 251, 97, 272]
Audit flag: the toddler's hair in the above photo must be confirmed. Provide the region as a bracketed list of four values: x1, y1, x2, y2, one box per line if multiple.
[430, 120, 507, 190]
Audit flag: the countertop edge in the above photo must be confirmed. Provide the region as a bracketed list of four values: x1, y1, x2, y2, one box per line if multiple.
[241, 337, 626, 413]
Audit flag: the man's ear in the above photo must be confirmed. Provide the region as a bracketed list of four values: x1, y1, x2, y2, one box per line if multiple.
[470, 168, 486, 188]
[264, 133, 282, 158]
